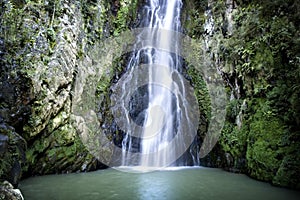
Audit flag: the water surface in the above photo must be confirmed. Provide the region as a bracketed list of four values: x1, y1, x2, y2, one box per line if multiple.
[20, 167, 299, 200]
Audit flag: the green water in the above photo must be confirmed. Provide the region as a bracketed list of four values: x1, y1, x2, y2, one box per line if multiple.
[20, 167, 299, 200]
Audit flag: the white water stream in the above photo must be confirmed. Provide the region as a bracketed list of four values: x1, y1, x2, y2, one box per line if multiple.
[140, 0, 182, 167]
[120, 0, 195, 168]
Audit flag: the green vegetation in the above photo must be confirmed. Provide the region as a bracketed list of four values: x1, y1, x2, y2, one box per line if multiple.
[112, 0, 138, 36]
[24, 124, 92, 175]
[183, 0, 208, 38]
[221, 2, 300, 187]
[246, 99, 286, 181]
[184, 0, 300, 189]
[186, 66, 211, 137]
[1, 0, 299, 190]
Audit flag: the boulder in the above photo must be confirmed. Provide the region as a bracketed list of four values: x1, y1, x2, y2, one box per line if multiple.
[0, 181, 24, 200]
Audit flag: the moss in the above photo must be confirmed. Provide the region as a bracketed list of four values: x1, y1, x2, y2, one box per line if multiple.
[273, 153, 300, 189]
[186, 66, 211, 120]
[182, 0, 208, 38]
[246, 99, 287, 181]
[220, 122, 247, 158]
[112, 0, 138, 36]
[23, 123, 93, 175]
[81, 0, 109, 44]
[183, 0, 300, 188]
[218, 96, 248, 171]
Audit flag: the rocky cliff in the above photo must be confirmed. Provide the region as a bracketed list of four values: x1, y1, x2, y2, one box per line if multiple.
[0, 0, 138, 188]
[0, 0, 299, 192]
[183, 0, 300, 189]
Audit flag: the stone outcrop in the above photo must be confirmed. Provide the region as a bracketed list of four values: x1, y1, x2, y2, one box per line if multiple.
[0, 123, 25, 187]
[0, 0, 138, 186]
[183, 0, 300, 189]
[0, 181, 24, 200]
[0, 0, 299, 192]
[0, 0, 110, 183]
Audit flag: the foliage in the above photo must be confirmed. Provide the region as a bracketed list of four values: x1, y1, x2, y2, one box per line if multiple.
[246, 99, 287, 181]
[112, 0, 138, 36]
[224, 2, 299, 98]
[81, 0, 109, 47]
[273, 153, 300, 189]
[220, 123, 247, 161]
[0, 0, 25, 74]
[184, 8, 206, 38]
[187, 66, 212, 120]
[184, 0, 300, 188]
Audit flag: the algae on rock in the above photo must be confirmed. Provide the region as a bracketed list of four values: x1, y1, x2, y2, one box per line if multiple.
[183, 0, 300, 189]
[0, 0, 140, 182]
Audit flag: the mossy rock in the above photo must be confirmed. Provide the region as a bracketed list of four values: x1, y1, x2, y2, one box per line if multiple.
[0, 123, 26, 187]
[246, 100, 287, 182]
[273, 151, 300, 189]
[23, 123, 101, 175]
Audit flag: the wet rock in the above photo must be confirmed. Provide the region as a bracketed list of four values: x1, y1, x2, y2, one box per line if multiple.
[225, 152, 233, 167]
[0, 134, 8, 155]
[0, 123, 26, 187]
[0, 181, 24, 200]
[7, 0, 109, 176]
[273, 154, 300, 190]
[0, 0, 143, 178]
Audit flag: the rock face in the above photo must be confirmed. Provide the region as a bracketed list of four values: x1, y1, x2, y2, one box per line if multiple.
[0, 123, 25, 187]
[0, 0, 299, 192]
[183, 0, 300, 189]
[0, 181, 24, 200]
[0, 0, 139, 185]
[16, 0, 102, 176]
[0, 0, 114, 181]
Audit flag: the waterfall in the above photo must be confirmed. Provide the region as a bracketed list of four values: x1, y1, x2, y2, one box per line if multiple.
[140, 0, 182, 167]
[118, 0, 198, 169]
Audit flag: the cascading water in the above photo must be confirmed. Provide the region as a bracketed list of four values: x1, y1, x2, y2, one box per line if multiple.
[117, 0, 199, 169]
[140, 0, 182, 167]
